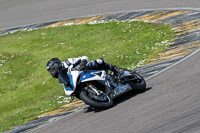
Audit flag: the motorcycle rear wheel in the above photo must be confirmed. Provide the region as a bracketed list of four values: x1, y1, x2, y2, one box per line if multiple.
[79, 88, 113, 109]
[129, 72, 146, 92]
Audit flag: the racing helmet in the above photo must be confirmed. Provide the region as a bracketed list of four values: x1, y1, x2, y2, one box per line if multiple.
[46, 58, 62, 78]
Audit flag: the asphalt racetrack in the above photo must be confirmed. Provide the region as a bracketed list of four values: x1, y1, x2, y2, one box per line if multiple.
[0, 0, 200, 30]
[1, 0, 200, 133]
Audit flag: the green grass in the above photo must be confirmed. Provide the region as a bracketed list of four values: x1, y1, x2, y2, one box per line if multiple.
[0, 21, 174, 132]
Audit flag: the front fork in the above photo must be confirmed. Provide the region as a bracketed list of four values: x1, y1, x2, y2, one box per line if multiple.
[84, 83, 110, 102]
[85, 80, 113, 98]
[85, 84, 102, 95]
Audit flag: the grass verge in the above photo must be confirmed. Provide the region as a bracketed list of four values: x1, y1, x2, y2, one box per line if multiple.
[0, 21, 174, 132]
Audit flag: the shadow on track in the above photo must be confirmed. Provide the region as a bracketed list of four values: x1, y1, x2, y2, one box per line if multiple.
[84, 87, 152, 113]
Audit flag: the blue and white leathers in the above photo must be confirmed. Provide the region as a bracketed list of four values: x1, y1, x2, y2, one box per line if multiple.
[63, 56, 89, 69]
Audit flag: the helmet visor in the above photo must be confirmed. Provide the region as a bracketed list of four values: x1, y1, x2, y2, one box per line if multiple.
[51, 69, 57, 75]
[48, 68, 57, 75]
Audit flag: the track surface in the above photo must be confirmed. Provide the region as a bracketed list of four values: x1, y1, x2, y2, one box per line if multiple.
[1, 0, 200, 30]
[32, 48, 200, 133]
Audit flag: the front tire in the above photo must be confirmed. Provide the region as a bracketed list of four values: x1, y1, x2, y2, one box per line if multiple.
[79, 89, 113, 109]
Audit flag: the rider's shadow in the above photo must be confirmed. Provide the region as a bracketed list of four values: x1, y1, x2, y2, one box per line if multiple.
[84, 87, 152, 113]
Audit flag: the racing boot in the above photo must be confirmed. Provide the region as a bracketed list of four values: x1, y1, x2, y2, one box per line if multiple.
[111, 66, 124, 75]
[108, 65, 125, 80]
[94, 58, 125, 75]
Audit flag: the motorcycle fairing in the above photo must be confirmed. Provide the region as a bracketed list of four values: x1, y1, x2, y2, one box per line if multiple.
[63, 70, 106, 96]
[68, 71, 82, 88]
[64, 86, 74, 96]
[80, 70, 106, 82]
[112, 83, 132, 98]
[58, 72, 75, 96]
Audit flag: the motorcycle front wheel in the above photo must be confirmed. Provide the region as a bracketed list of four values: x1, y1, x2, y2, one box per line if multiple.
[79, 86, 113, 109]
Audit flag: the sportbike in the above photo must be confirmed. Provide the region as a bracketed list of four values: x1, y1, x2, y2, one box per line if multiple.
[58, 68, 146, 108]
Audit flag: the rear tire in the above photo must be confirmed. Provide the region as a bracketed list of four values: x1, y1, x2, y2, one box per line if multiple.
[79, 89, 113, 109]
[129, 73, 146, 92]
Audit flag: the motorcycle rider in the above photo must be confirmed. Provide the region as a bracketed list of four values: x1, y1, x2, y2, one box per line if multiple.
[46, 56, 124, 95]
[46, 56, 124, 78]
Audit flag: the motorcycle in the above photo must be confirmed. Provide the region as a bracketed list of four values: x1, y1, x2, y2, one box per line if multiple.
[58, 67, 146, 108]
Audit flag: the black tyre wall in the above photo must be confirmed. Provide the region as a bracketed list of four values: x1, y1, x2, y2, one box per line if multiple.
[79, 90, 113, 109]
[129, 73, 146, 92]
